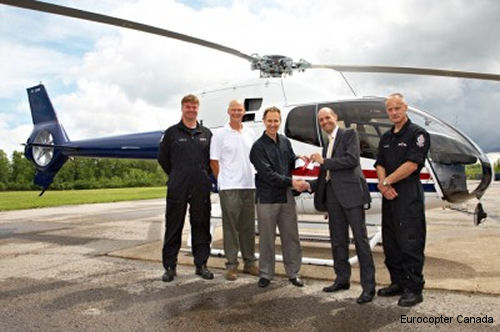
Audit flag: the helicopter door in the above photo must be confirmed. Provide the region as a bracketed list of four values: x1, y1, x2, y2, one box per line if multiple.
[408, 109, 492, 203]
[317, 100, 393, 157]
[284, 104, 323, 148]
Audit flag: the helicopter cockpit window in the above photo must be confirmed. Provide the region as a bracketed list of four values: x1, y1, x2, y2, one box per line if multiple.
[285, 105, 321, 147]
[318, 101, 391, 159]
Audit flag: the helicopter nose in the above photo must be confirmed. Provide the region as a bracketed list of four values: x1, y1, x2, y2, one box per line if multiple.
[426, 131, 493, 206]
[409, 107, 493, 205]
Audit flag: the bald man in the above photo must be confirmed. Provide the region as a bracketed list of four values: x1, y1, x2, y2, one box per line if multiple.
[210, 100, 259, 281]
[309, 107, 374, 304]
[375, 93, 430, 307]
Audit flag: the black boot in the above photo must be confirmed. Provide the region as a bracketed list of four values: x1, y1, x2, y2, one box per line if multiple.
[162, 267, 176, 282]
[195, 265, 214, 280]
[377, 284, 404, 297]
[398, 290, 423, 307]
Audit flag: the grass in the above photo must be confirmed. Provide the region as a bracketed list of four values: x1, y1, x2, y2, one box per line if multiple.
[0, 187, 166, 211]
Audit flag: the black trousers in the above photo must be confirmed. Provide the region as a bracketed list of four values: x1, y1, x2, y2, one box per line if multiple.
[382, 180, 426, 293]
[162, 184, 211, 270]
[326, 185, 375, 292]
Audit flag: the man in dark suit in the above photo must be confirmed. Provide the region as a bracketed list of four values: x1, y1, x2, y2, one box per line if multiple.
[309, 107, 375, 304]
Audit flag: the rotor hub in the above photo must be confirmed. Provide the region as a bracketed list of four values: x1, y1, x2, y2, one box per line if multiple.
[251, 55, 310, 77]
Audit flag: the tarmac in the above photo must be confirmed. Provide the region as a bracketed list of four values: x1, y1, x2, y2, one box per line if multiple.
[1, 181, 500, 330]
[111, 181, 500, 295]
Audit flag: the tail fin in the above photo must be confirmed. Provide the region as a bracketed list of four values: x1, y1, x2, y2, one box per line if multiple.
[28, 84, 61, 124]
[24, 84, 70, 192]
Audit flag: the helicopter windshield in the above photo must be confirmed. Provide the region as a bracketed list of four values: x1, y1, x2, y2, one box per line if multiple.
[407, 108, 491, 202]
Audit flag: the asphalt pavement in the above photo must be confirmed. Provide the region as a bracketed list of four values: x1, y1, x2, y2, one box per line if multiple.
[1, 183, 500, 331]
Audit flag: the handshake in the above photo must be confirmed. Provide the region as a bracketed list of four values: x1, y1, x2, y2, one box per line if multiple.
[296, 153, 324, 168]
[292, 179, 311, 192]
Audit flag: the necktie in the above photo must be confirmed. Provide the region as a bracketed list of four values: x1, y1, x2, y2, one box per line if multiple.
[325, 134, 334, 181]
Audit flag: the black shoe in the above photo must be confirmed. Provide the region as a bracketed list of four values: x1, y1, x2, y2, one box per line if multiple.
[398, 291, 423, 307]
[195, 265, 214, 280]
[289, 277, 304, 287]
[377, 284, 404, 297]
[356, 290, 375, 304]
[258, 277, 270, 288]
[323, 282, 350, 293]
[162, 267, 176, 282]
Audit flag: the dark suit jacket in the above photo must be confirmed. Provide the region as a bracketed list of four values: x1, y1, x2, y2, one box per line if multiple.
[310, 128, 371, 211]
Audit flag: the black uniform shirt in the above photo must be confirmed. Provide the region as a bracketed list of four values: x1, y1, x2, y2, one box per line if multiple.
[250, 132, 296, 204]
[158, 120, 212, 191]
[375, 119, 430, 181]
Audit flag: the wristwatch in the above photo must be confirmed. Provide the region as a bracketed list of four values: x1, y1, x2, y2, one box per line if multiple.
[382, 179, 390, 186]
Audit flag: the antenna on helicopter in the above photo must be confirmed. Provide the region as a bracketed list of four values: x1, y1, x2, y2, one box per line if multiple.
[338, 72, 357, 96]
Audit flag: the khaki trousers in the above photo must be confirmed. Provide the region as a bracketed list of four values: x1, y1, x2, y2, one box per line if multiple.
[219, 189, 257, 269]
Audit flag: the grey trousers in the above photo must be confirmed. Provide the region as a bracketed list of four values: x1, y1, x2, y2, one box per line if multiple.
[256, 189, 302, 280]
[326, 184, 376, 292]
[219, 189, 257, 269]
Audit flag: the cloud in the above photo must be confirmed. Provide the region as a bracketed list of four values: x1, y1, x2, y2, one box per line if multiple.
[0, 0, 499, 160]
[0, 115, 31, 158]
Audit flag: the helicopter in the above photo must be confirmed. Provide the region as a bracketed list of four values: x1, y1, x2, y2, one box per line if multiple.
[2, 0, 498, 264]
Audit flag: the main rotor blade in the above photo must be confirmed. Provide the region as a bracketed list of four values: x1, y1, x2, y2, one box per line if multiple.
[0, 0, 255, 62]
[311, 64, 500, 82]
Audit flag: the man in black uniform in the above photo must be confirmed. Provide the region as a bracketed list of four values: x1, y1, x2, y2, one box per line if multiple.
[375, 93, 430, 307]
[158, 94, 214, 282]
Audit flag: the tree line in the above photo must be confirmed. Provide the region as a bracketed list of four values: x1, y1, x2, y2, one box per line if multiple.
[465, 161, 500, 180]
[0, 148, 498, 191]
[0, 149, 166, 191]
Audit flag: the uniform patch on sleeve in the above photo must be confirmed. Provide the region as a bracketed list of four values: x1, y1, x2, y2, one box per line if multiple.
[416, 134, 425, 147]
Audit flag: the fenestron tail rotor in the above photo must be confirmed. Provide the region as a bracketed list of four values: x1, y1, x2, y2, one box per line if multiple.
[2, 0, 499, 81]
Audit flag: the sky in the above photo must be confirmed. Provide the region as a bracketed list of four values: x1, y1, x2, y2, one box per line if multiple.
[0, 0, 499, 159]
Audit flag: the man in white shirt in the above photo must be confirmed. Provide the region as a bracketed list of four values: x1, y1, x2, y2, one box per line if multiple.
[210, 100, 259, 280]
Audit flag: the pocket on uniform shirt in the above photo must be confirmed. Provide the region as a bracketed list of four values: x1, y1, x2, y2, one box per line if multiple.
[198, 136, 210, 148]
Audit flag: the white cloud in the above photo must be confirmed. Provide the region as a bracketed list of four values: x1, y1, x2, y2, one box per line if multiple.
[54, 79, 169, 139]
[0, 119, 31, 158]
[0, 41, 80, 98]
[0, 0, 499, 159]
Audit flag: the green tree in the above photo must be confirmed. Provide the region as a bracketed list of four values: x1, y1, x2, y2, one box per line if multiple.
[94, 159, 114, 179]
[52, 159, 77, 189]
[10, 151, 35, 189]
[72, 158, 96, 181]
[0, 149, 10, 190]
[6, 153, 167, 190]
